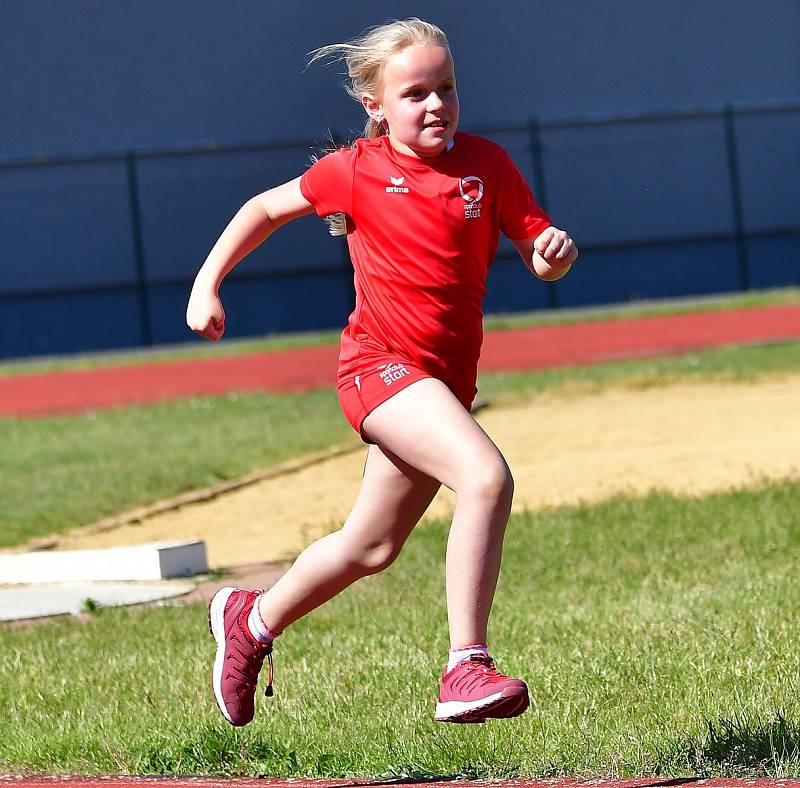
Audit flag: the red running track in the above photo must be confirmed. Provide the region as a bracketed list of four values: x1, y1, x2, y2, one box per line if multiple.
[3, 777, 800, 787]
[2, 304, 800, 418]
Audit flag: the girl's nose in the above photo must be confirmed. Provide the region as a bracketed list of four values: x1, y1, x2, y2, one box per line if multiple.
[426, 91, 444, 111]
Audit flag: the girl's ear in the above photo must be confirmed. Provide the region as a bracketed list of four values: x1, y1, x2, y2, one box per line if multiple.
[361, 95, 383, 123]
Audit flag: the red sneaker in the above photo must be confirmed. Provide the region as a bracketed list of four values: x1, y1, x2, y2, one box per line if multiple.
[208, 587, 273, 726]
[435, 654, 529, 723]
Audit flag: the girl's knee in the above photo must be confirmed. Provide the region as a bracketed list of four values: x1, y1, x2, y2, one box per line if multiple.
[463, 454, 514, 503]
[341, 536, 403, 576]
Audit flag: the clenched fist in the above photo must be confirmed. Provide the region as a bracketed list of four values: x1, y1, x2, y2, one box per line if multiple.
[534, 226, 578, 268]
[186, 284, 226, 342]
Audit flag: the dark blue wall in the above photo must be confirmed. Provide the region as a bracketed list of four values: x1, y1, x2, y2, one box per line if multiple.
[4, 0, 799, 155]
[1, 1, 799, 358]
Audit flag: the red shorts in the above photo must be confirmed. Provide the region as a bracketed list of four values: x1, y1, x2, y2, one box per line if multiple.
[337, 354, 473, 442]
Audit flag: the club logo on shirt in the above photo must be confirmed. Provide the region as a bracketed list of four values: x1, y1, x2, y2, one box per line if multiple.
[459, 176, 484, 219]
[378, 362, 411, 386]
[386, 175, 410, 194]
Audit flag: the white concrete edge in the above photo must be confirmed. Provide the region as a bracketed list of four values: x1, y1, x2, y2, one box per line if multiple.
[0, 540, 208, 585]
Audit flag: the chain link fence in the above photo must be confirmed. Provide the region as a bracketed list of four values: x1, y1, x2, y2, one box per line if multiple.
[1, 100, 797, 358]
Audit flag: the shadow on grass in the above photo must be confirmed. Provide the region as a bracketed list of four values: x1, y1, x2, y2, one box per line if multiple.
[682, 710, 800, 776]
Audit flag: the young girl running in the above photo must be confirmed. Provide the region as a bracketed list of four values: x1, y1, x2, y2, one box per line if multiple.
[187, 18, 577, 727]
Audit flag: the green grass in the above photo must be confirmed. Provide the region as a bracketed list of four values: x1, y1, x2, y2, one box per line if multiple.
[0, 389, 351, 549]
[2, 481, 800, 777]
[1, 286, 797, 377]
[2, 339, 799, 550]
[477, 338, 800, 403]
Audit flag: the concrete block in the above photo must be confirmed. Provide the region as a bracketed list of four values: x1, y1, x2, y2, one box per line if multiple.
[0, 540, 208, 585]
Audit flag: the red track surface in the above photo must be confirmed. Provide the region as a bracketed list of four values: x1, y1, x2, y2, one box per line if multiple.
[4, 777, 800, 787]
[2, 304, 799, 418]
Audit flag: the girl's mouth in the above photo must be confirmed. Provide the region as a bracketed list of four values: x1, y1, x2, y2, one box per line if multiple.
[425, 119, 449, 129]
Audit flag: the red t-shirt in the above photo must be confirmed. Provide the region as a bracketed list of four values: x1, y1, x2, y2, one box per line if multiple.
[299, 131, 551, 400]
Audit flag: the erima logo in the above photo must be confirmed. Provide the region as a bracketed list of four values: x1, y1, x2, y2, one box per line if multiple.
[460, 175, 484, 218]
[386, 175, 409, 194]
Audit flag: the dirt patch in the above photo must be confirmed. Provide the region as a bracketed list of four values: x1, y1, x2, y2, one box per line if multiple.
[55, 375, 800, 569]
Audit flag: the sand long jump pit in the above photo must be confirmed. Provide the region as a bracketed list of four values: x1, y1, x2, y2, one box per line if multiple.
[54, 374, 800, 568]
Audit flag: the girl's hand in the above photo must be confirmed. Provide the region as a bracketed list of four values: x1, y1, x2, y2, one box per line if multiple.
[186, 283, 226, 341]
[534, 226, 578, 268]
[514, 226, 579, 282]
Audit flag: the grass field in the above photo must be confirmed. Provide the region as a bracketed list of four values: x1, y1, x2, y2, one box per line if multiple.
[1, 482, 799, 777]
[0, 389, 351, 549]
[2, 310, 800, 778]
[2, 339, 800, 550]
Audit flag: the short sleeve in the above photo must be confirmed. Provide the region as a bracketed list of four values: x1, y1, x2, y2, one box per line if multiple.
[299, 147, 356, 218]
[497, 150, 551, 240]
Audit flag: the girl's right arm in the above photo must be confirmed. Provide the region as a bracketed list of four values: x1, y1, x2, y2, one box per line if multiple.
[186, 176, 315, 341]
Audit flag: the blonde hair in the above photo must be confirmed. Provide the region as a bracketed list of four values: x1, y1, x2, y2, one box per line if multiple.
[308, 19, 450, 236]
[309, 18, 451, 139]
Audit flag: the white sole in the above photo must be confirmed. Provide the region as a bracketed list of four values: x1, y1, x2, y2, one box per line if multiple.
[209, 586, 237, 724]
[434, 690, 505, 721]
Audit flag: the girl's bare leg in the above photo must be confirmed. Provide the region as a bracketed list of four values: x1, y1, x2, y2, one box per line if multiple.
[361, 379, 514, 650]
[258, 444, 440, 632]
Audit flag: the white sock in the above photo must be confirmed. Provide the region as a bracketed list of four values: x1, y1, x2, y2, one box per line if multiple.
[447, 644, 489, 672]
[247, 594, 278, 645]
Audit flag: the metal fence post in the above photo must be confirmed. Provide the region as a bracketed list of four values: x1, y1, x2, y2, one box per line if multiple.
[125, 151, 153, 345]
[723, 103, 751, 291]
[527, 116, 558, 309]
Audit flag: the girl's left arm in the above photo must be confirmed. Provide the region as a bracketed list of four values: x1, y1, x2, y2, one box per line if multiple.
[513, 226, 578, 282]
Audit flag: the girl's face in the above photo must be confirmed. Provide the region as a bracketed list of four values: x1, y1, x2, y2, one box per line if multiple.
[365, 44, 459, 158]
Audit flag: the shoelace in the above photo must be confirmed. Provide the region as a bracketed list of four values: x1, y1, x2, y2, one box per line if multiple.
[229, 638, 265, 680]
[264, 649, 274, 697]
[455, 655, 507, 690]
[243, 641, 274, 697]
[466, 655, 497, 672]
